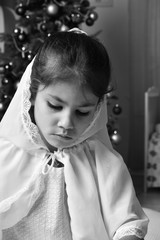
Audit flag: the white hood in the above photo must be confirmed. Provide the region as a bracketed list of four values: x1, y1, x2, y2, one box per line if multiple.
[0, 59, 148, 240]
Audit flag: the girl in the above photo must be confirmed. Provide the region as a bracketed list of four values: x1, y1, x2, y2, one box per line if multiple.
[0, 28, 148, 240]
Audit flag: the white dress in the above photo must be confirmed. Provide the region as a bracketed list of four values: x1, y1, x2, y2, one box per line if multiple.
[0, 59, 149, 240]
[2, 166, 72, 240]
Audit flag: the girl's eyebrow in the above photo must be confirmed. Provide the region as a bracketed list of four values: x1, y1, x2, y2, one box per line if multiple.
[49, 95, 97, 107]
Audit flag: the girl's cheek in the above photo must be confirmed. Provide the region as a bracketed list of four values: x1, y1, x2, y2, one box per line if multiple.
[77, 118, 92, 132]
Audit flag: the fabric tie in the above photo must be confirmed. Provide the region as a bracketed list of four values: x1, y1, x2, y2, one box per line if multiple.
[42, 152, 64, 175]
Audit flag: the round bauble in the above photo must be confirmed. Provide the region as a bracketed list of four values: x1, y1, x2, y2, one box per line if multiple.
[15, 3, 26, 16]
[40, 22, 48, 32]
[17, 32, 27, 42]
[86, 17, 94, 26]
[13, 27, 21, 36]
[60, 24, 69, 32]
[26, 51, 33, 61]
[4, 62, 13, 73]
[88, 11, 98, 21]
[46, 3, 59, 17]
[110, 130, 121, 145]
[112, 104, 122, 115]
[1, 77, 12, 85]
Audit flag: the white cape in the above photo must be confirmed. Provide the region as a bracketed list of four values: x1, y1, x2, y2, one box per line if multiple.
[0, 59, 148, 240]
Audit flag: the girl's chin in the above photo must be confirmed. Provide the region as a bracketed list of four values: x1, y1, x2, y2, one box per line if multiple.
[47, 137, 76, 151]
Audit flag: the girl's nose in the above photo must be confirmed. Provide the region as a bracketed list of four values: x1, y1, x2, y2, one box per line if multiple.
[57, 112, 74, 130]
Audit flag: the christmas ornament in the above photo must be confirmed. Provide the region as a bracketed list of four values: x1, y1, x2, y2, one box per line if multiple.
[25, 15, 30, 20]
[88, 11, 98, 21]
[46, 3, 59, 17]
[59, 24, 69, 32]
[110, 130, 121, 145]
[1, 94, 9, 102]
[15, 3, 26, 16]
[86, 17, 94, 26]
[13, 27, 21, 36]
[4, 62, 13, 73]
[1, 77, 12, 86]
[112, 104, 122, 115]
[21, 46, 28, 58]
[40, 22, 48, 32]
[17, 31, 27, 43]
[26, 51, 33, 61]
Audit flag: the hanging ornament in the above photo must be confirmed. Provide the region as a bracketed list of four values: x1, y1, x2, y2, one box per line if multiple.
[86, 17, 94, 26]
[40, 21, 48, 32]
[4, 62, 13, 73]
[88, 11, 98, 21]
[59, 24, 69, 32]
[71, 12, 83, 24]
[17, 31, 28, 43]
[1, 77, 12, 86]
[46, 3, 59, 17]
[15, 3, 27, 16]
[13, 27, 21, 36]
[26, 50, 33, 61]
[1, 94, 9, 102]
[21, 46, 27, 58]
[107, 92, 118, 100]
[47, 33, 52, 37]
[110, 130, 121, 145]
[112, 104, 122, 115]
[25, 14, 30, 20]
[1, 74, 16, 94]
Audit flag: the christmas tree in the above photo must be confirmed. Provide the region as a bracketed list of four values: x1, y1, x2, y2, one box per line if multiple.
[0, 0, 98, 118]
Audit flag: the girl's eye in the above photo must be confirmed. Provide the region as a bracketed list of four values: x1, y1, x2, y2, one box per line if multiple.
[47, 102, 62, 110]
[76, 110, 90, 116]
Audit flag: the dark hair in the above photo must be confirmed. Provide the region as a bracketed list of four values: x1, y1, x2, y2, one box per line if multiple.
[30, 30, 111, 100]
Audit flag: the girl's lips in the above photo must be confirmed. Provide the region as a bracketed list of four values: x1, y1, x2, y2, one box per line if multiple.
[54, 134, 73, 140]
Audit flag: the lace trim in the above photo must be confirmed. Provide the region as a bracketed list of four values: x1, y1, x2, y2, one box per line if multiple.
[21, 68, 42, 145]
[113, 226, 145, 240]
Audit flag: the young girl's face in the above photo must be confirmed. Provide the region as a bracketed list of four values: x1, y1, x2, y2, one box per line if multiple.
[33, 80, 99, 151]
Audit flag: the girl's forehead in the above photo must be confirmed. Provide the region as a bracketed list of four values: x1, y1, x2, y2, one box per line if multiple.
[39, 80, 98, 106]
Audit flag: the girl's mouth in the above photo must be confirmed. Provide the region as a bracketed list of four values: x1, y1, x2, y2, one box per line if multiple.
[54, 134, 73, 140]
